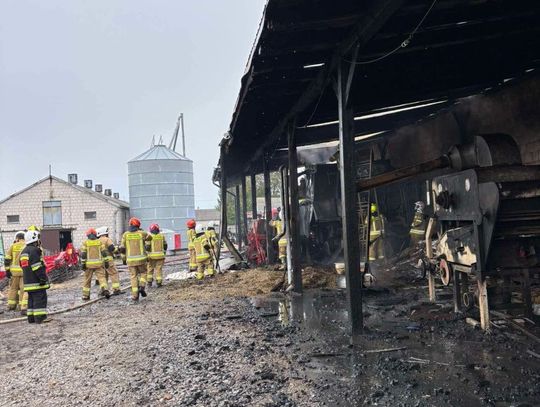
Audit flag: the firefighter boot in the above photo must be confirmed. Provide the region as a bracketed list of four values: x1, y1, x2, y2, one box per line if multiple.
[100, 289, 111, 299]
[140, 287, 147, 297]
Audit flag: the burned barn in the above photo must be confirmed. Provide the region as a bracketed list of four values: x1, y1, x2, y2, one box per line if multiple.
[216, 0, 540, 335]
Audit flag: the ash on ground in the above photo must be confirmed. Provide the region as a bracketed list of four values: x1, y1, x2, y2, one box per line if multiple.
[1, 257, 539, 407]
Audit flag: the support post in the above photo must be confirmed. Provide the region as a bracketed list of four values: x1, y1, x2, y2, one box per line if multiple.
[241, 175, 249, 245]
[251, 173, 258, 220]
[218, 160, 228, 261]
[263, 155, 275, 264]
[235, 185, 242, 250]
[425, 217, 437, 302]
[337, 62, 363, 336]
[287, 122, 302, 293]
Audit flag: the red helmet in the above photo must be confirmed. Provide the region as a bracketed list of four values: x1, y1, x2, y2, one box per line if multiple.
[149, 223, 160, 233]
[186, 219, 196, 229]
[86, 228, 97, 236]
[129, 217, 141, 227]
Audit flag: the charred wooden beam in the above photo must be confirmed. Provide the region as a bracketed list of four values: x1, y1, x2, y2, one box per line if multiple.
[337, 61, 363, 337]
[287, 121, 302, 293]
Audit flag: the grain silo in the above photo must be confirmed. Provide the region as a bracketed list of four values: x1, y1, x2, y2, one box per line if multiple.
[128, 141, 195, 248]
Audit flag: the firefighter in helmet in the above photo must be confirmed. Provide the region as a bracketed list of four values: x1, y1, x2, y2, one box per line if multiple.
[367, 203, 385, 261]
[20, 230, 50, 323]
[409, 201, 427, 248]
[205, 221, 219, 271]
[146, 223, 167, 287]
[270, 209, 287, 268]
[193, 224, 214, 280]
[80, 228, 110, 300]
[120, 217, 152, 301]
[96, 226, 121, 295]
[186, 219, 197, 272]
[4, 231, 28, 314]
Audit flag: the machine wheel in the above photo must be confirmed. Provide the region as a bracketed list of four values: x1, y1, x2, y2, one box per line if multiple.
[439, 259, 452, 286]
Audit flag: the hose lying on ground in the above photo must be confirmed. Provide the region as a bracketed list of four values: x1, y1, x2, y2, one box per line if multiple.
[0, 283, 132, 325]
[0, 256, 191, 325]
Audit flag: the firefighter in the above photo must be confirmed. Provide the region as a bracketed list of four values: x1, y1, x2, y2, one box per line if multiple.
[20, 230, 50, 324]
[368, 203, 385, 261]
[193, 224, 214, 280]
[96, 226, 121, 295]
[4, 231, 28, 314]
[205, 221, 219, 270]
[409, 201, 427, 248]
[270, 212, 287, 267]
[146, 223, 167, 287]
[186, 219, 197, 272]
[120, 217, 152, 301]
[80, 228, 110, 300]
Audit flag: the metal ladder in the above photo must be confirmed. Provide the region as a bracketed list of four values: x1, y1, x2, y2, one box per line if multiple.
[357, 149, 373, 270]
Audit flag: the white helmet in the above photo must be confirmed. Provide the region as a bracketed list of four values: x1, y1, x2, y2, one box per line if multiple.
[207, 221, 215, 229]
[195, 224, 205, 234]
[25, 230, 40, 245]
[96, 226, 109, 237]
[414, 201, 425, 213]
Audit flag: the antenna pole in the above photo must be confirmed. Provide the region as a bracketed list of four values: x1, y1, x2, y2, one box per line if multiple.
[180, 113, 186, 156]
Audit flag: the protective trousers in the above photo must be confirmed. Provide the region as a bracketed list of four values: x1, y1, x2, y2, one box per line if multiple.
[27, 290, 47, 324]
[7, 276, 28, 311]
[189, 246, 197, 271]
[105, 263, 121, 292]
[82, 267, 108, 299]
[147, 259, 164, 285]
[278, 239, 287, 264]
[129, 264, 147, 299]
[369, 238, 384, 261]
[196, 259, 214, 280]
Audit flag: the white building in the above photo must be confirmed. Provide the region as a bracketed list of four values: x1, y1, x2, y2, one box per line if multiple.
[0, 175, 129, 254]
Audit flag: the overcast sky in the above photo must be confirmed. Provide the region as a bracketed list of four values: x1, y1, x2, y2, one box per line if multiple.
[0, 0, 265, 208]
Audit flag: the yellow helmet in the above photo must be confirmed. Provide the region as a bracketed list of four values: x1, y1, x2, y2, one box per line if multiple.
[27, 225, 42, 232]
[370, 203, 378, 214]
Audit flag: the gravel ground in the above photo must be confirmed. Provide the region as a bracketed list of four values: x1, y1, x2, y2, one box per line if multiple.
[1, 258, 540, 407]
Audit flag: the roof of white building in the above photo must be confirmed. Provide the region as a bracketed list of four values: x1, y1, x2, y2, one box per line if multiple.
[0, 176, 129, 209]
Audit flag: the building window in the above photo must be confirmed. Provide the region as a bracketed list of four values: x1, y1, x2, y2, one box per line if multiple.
[7, 215, 20, 224]
[84, 211, 97, 220]
[43, 200, 62, 226]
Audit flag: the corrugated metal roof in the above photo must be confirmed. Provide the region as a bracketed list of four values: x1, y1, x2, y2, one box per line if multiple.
[129, 145, 191, 162]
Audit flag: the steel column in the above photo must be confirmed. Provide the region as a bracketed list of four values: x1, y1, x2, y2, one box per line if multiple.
[250, 173, 258, 220]
[337, 62, 363, 336]
[287, 122, 302, 293]
[263, 155, 275, 263]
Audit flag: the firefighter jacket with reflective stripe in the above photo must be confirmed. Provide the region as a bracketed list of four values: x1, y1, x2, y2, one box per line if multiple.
[410, 212, 426, 236]
[99, 236, 115, 261]
[5, 240, 25, 275]
[366, 215, 384, 240]
[20, 244, 50, 291]
[148, 233, 166, 260]
[81, 238, 107, 269]
[121, 230, 150, 266]
[193, 233, 211, 262]
[270, 220, 287, 247]
[205, 229, 218, 251]
[187, 228, 196, 249]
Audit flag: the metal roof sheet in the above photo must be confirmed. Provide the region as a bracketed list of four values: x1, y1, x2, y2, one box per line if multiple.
[129, 145, 191, 162]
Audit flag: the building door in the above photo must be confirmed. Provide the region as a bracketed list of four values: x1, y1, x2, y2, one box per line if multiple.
[59, 230, 73, 251]
[41, 229, 60, 255]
